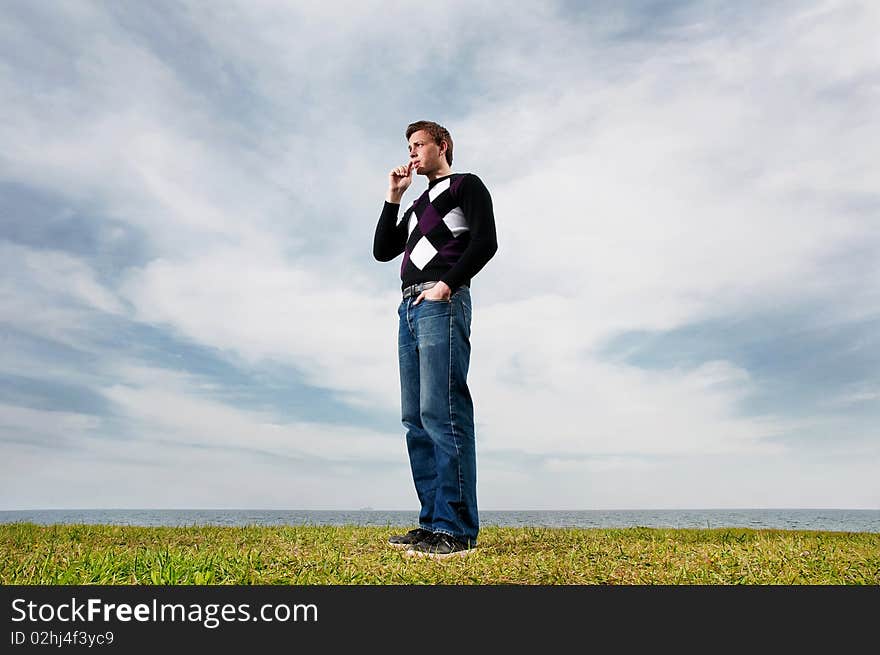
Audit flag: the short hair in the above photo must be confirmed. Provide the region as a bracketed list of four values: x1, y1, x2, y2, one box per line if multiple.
[406, 120, 453, 166]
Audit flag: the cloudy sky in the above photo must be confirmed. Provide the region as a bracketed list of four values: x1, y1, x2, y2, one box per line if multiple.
[1, 0, 877, 511]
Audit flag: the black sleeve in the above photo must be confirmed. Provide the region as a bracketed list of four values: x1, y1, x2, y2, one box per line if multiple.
[440, 174, 498, 290]
[373, 201, 407, 262]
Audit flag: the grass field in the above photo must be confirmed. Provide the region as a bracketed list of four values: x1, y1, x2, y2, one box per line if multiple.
[2, 522, 878, 584]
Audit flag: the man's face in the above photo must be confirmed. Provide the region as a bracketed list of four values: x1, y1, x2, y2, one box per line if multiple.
[408, 129, 446, 175]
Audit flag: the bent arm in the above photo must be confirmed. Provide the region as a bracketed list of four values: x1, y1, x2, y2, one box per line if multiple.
[440, 175, 498, 290]
[373, 201, 407, 262]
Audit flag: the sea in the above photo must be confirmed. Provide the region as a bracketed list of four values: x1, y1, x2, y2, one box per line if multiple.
[1, 509, 878, 533]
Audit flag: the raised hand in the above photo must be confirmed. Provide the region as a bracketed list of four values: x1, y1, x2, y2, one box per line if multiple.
[387, 161, 414, 203]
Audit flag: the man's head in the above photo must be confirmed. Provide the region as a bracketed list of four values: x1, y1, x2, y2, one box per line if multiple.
[406, 121, 453, 173]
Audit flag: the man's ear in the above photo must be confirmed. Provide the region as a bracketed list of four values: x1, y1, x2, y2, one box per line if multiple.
[439, 140, 448, 155]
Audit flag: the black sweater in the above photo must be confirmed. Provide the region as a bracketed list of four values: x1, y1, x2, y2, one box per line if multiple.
[373, 172, 498, 291]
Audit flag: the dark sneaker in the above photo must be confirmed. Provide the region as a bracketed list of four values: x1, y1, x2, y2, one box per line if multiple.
[405, 532, 475, 559]
[388, 528, 433, 548]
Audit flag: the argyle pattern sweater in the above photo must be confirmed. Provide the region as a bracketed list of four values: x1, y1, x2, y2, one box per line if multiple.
[373, 172, 498, 291]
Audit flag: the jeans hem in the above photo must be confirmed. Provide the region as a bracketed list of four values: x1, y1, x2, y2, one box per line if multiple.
[433, 528, 477, 545]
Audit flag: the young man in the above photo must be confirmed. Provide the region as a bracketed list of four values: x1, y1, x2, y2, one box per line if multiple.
[373, 120, 498, 558]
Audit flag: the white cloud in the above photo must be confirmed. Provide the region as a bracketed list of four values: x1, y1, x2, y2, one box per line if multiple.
[0, 242, 125, 350]
[100, 365, 401, 463]
[472, 322, 797, 457]
[0, 242, 123, 315]
[0, 403, 101, 445]
[0, 363, 413, 509]
[119, 246, 402, 411]
[824, 388, 880, 407]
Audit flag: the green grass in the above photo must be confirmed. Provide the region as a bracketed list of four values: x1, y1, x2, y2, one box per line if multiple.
[2, 523, 878, 584]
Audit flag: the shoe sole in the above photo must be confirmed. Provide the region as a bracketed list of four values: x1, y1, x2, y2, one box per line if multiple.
[388, 542, 413, 549]
[403, 547, 474, 559]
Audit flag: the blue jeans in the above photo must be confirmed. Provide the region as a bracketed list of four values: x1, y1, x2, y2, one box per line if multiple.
[397, 285, 478, 546]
